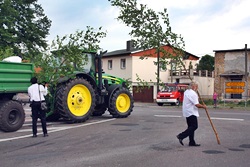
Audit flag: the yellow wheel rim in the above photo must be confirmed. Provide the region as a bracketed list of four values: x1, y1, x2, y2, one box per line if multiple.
[116, 93, 131, 113]
[67, 84, 92, 116]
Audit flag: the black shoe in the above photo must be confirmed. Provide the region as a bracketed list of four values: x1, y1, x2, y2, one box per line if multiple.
[177, 135, 184, 146]
[43, 133, 49, 137]
[32, 134, 37, 138]
[189, 143, 200, 147]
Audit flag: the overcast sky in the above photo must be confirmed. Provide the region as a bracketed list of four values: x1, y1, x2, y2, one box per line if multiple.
[38, 0, 250, 57]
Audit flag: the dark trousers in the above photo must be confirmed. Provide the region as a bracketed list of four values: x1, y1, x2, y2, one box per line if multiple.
[178, 115, 198, 144]
[31, 101, 47, 135]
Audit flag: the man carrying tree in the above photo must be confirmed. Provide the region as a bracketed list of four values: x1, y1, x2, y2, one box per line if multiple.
[176, 81, 207, 146]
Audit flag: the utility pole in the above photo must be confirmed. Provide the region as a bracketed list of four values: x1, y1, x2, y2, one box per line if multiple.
[245, 44, 248, 100]
[157, 48, 160, 93]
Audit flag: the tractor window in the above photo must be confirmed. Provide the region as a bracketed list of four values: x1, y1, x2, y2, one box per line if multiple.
[74, 53, 95, 73]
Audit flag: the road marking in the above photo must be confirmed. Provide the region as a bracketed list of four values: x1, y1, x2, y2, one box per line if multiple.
[210, 117, 244, 121]
[154, 115, 182, 118]
[0, 118, 116, 143]
[154, 115, 244, 121]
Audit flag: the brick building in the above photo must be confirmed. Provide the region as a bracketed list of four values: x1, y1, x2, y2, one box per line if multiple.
[214, 47, 250, 99]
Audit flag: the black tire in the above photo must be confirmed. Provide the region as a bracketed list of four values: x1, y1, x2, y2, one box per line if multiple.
[176, 99, 180, 106]
[172, 99, 180, 106]
[92, 104, 106, 116]
[0, 100, 25, 132]
[55, 78, 96, 122]
[108, 87, 134, 118]
[46, 84, 65, 122]
[157, 103, 164, 106]
[46, 113, 61, 122]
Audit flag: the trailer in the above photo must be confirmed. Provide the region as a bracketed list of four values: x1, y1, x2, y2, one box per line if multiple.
[0, 61, 34, 132]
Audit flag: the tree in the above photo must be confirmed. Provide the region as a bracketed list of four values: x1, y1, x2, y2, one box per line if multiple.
[0, 0, 51, 59]
[109, 0, 185, 91]
[36, 26, 107, 84]
[197, 54, 214, 71]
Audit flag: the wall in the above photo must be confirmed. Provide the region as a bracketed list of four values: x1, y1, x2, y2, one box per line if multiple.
[131, 56, 169, 83]
[102, 56, 133, 81]
[214, 50, 250, 99]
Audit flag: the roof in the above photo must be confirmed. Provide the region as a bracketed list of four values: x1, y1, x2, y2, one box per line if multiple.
[104, 44, 199, 60]
[213, 48, 250, 53]
[103, 48, 140, 57]
[220, 69, 246, 76]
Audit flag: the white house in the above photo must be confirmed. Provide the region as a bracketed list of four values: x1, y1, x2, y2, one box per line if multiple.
[102, 41, 214, 102]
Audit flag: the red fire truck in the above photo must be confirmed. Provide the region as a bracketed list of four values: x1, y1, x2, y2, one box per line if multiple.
[156, 83, 188, 106]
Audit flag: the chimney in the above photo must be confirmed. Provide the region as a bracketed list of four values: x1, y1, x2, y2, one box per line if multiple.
[126, 40, 134, 51]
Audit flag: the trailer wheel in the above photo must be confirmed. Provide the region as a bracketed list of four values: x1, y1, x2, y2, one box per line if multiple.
[0, 100, 25, 132]
[55, 78, 96, 122]
[108, 87, 134, 118]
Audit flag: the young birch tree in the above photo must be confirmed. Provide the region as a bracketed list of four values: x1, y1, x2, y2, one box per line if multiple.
[35, 26, 107, 85]
[109, 0, 187, 91]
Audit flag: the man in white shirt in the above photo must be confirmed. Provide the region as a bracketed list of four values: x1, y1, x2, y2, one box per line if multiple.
[176, 81, 206, 146]
[28, 77, 48, 137]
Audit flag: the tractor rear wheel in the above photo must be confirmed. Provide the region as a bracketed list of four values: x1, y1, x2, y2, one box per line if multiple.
[92, 105, 107, 116]
[0, 100, 25, 132]
[108, 87, 134, 118]
[55, 78, 96, 122]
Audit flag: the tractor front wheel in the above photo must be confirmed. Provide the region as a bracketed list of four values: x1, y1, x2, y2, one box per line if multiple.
[108, 87, 134, 118]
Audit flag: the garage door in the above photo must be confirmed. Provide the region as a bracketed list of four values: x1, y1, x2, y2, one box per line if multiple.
[132, 86, 153, 103]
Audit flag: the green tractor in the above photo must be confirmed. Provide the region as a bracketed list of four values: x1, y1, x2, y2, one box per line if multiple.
[0, 51, 134, 132]
[45, 51, 134, 123]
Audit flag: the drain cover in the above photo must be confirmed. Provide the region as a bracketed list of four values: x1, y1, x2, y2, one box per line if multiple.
[239, 144, 250, 148]
[228, 148, 244, 151]
[202, 150, 225, 154]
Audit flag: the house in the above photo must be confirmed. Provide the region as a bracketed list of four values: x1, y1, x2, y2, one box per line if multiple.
[103, 41, 213, 102]
[214, 47, 250, 100]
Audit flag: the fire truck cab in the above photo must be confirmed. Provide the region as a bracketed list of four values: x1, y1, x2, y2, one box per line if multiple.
[156, 83, 188, 106]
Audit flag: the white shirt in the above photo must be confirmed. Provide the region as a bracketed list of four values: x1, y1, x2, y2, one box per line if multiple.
[182, 89, 199, 117]
[28, 83, 48, 102]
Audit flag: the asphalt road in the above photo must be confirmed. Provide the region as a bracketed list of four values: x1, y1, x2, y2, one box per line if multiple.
[0, 103, 250, 167]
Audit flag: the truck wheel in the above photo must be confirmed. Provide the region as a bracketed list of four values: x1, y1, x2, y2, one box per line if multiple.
[0, 100, 25, 132]
[157, 103, 164, 106]
[92, 105, 106, 116]
[55, 78, 96, 122]
[108, 87, 134, 118]
[171, 99, 180, 106]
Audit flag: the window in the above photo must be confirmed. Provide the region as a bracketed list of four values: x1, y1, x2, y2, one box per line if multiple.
[120, 59, 126, 69]
[108, 60, 112, 70]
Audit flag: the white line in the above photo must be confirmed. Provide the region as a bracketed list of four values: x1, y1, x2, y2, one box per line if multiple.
[210, 117, 244, 121]
[154, 115, 244, 121]
[154, 115, 182, 118]
[0, 118, 116, 143]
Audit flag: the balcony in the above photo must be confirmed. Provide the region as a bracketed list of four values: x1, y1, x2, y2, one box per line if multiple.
[170, 69, 214, 78]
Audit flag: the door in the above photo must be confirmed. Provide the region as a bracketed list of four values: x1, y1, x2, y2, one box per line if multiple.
[132, 86, 153, 103]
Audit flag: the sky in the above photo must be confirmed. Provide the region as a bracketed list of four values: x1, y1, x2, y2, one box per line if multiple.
[38, 0, 250, 57]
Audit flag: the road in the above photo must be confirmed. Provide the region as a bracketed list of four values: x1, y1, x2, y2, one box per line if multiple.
[0, 103, 250, 167]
